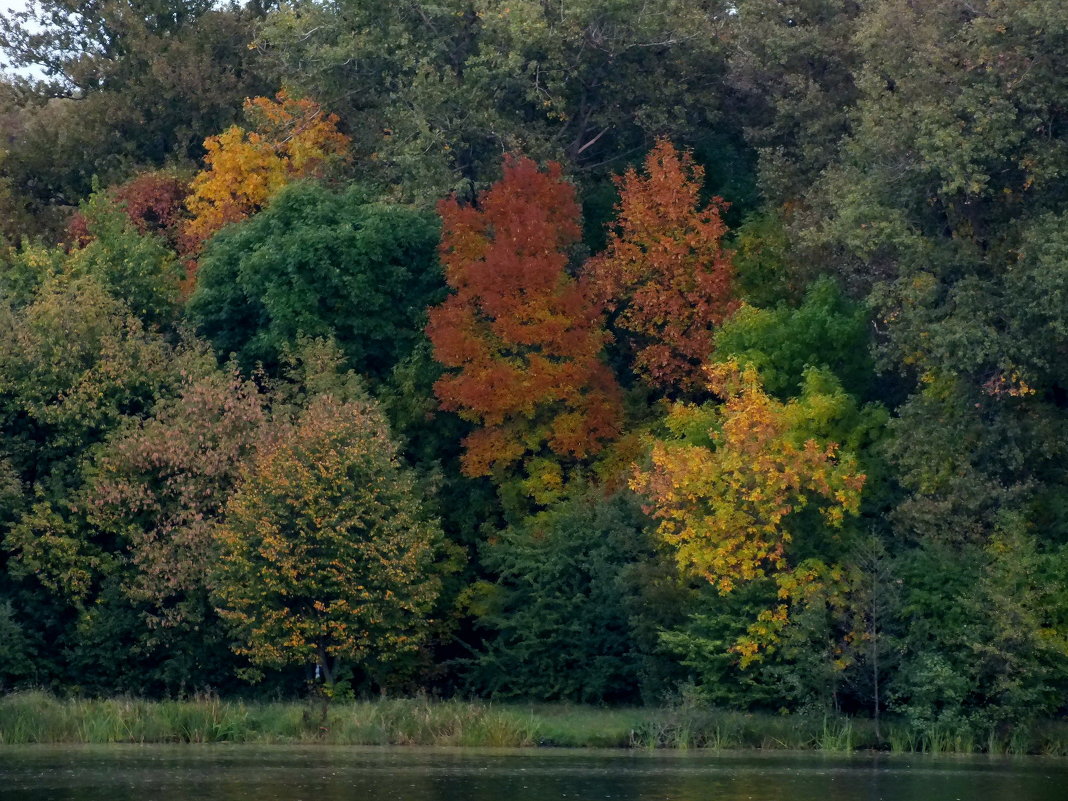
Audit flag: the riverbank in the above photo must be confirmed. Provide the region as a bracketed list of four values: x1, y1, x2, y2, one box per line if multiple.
[2, 692, 1066, 755]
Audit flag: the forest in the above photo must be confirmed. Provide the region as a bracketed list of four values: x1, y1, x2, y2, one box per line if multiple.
[0, 0, 1066, 747]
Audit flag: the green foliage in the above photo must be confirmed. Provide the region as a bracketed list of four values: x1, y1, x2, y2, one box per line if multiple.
[66, 192, 183, 327]
[187, 182, 442, 378]
[0, 275, 176, 479]
[470, 489, 682, 704]
[714, 277, 874, 400]
[888, 529, 1068, 738]
[727, 0, 862, 204]
[0, 599, 33, 689]
[257, 0, 733, 198]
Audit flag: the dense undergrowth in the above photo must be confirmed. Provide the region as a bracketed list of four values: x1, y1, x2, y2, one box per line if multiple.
[2, 693, 1066, 756]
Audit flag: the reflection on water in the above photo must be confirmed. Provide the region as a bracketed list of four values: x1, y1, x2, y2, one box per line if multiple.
[1, 744, 1067, 801]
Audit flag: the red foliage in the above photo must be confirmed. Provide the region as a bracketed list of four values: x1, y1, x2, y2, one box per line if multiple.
[585, 139, 738, 392]
[112, 172, 190, 241]
[67, 171, 190, 249]
[426, 155, 623, 477]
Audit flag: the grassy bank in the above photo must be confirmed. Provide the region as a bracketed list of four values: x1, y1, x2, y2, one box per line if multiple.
[1, 692, 1066, 755]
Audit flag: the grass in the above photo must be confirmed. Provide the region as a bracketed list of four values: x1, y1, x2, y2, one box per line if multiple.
[1, 691, 1065, 754]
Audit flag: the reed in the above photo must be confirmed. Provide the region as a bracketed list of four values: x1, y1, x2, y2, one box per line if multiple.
[1, 691, 1065, 754]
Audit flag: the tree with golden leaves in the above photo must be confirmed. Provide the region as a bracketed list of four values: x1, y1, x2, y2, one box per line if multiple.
[632, 360, 866, 662]
[426, 155, 622, 490]
[586, 140, 738, 393]
[181, 91, 349, 280]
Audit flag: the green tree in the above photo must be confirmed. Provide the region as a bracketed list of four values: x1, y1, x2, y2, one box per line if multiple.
[470, 488, 681, 703]
[257, 1, 731, 199]
[727, 0, 862, 204]
[713, 277, 874, 400]
[187, 182, 442, 378]
[0, 3, 273, 230]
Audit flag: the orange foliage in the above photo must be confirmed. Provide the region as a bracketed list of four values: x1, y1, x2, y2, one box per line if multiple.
[586, 139, 738, 392]
[426, 155, 623, 478]
[180, 91, 349, 284]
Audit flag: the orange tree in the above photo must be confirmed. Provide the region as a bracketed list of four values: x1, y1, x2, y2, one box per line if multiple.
[213, 392, 443, 691]
[426, 154, 622, 497]
[586, 139, 738, 394]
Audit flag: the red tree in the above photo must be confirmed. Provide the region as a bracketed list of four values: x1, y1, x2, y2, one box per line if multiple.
[586, 139, 738, 393]
[68, 171, 189, 249]
[426, 155, 622, 479]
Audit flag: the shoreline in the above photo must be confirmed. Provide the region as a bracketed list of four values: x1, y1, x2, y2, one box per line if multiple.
[2, 693, 1066, 756]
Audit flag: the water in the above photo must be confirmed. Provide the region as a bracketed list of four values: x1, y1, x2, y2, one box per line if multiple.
[1, 745, 1066, 801]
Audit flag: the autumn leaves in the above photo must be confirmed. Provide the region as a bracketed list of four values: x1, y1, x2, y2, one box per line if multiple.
[427, 141, 867, 663]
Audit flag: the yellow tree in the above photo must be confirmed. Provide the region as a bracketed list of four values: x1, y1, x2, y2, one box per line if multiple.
[181, 91, 349, 285]
[632, 360, 866, 663]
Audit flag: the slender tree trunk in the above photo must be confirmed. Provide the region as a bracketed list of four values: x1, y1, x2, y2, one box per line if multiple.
[870, 564, 882, 742]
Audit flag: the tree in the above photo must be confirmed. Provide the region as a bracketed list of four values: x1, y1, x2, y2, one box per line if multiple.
[712, 276, 874, 400]
[726, 0, 862, 205]
[255, 1, 731, 200]
[181, 92, 349, 266]
[186, 181, 441, 378]
[586, 140, 737, 394]
[0, 0, 217, 93]
[632, 360, 866, 663]
[84, 359, 267, 692]
[214, 392, 443, 690]
[69, 170, 190, 251]
[89, 361, 265, 617]
[426, 154, 622, 487]
[0, 273, 190, 695]
[0, 5, 273, 228]
[64, 191, 185, 328]
[470, 488, 679, 704]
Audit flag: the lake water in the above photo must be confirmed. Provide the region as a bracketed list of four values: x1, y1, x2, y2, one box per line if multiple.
[1, 745, 1066, 801]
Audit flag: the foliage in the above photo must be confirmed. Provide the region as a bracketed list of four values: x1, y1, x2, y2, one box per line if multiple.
[255, 0, 731, 199]
[713, 277, 873, 400]
[470, 488, 680, 704]
[633, 361, 866, 664]
[69, 170, 190, 250]
[0, 275, 178, 493]
[187, 181, 441, 377]
[88, 360, 267, 633]
[0, 0, 1067, 721]
[214, 392, 444, 689]
[0, 599, 33, 689]
[587, 140, 737, 393]
[65, 193, 184, 328]
[0, 6, 273, 225]
[727, 0, 862, 204]
[889, 528, 1068, 735]
[427, 155, 622, 486]
[181, 91, 349, 262]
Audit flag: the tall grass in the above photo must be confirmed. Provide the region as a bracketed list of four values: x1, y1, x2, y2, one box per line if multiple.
[1, 691, 1065, 754]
